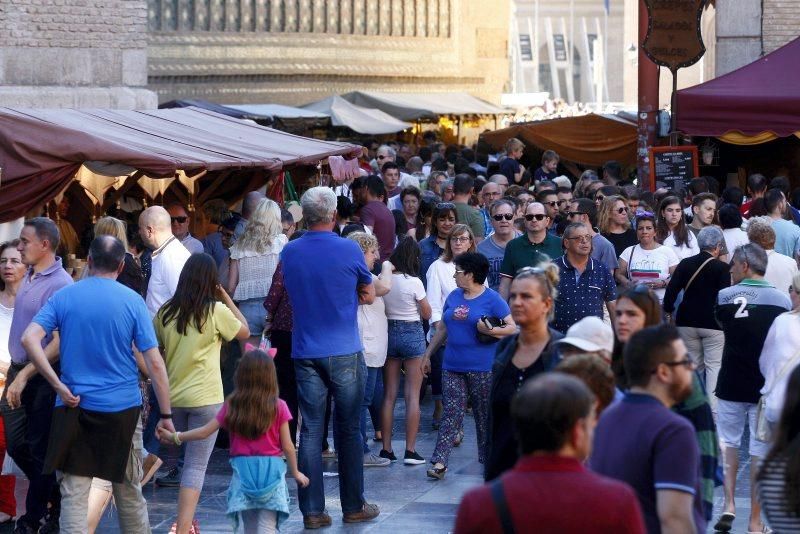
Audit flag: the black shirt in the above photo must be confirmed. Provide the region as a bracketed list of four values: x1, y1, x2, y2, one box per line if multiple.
[602, 229, 638, 259]
[663, 251, 730, 330]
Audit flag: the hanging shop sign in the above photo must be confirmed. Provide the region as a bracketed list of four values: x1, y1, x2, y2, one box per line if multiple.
[642, 0, 708, 72]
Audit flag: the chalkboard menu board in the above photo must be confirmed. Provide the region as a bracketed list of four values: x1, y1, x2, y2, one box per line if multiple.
[648, 146, 699, 192]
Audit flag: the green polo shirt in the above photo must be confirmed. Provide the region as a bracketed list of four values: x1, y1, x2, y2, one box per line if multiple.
[500, 232, 563, 278]
[454, 202, 486, 239]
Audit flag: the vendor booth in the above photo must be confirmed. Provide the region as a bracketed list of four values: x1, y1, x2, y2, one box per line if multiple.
[302, 95, 412, 135]
[0, 107, 360, 222]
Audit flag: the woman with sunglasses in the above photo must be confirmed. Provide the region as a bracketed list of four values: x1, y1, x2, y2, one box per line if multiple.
[418, 203, 458, 288]
[599, 195, 638, 259]
[613, 285, 720, 524]
[425, 224, 479, 428]
[423, 252, 515, 480]
[656, 195, 700, 260]
[618, 211, 679, 302]
[485, 263, 563, 481]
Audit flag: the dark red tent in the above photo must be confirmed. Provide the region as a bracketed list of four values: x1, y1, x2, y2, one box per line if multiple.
[676, 36, 800, 138]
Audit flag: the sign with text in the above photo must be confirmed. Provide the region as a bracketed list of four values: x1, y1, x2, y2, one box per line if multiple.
[648, 146, 699, 192]
[642, 0, 707, 72]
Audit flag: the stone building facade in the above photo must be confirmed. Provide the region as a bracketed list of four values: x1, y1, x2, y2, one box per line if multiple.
[146, 0, 510, 105]
[0, 0, 156, 108]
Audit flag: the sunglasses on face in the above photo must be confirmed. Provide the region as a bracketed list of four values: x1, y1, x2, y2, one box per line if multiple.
[545, 201, 558, 207]
[595, 195, 605, 202]
[493, 213, 514, 221]
[525, 213, 547, 221]
[567, 211, 586, 218]
[171, 216, 188, 224]
[377, 155, 389, 160]
[616, 207, 627, 214]
[565, 235, 591, 244]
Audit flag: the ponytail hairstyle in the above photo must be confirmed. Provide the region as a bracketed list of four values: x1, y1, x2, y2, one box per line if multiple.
[224, 349, 280, 440]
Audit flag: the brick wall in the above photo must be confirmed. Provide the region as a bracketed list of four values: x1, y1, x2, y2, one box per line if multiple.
[762, 0, 800, 53]
[0, 0, 147, 49]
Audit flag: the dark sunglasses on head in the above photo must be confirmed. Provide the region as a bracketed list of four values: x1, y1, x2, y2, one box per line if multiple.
[171, 216, 188, 224]
[436, 202, 455, 210]
[493, 213, 514, 221]
[525, 213, 547, 221]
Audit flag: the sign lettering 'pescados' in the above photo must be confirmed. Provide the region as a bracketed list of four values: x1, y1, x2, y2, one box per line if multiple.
[642, 0, 707, 72]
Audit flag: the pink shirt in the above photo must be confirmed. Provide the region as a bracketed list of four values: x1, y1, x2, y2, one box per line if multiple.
[216, 399, 292, 457]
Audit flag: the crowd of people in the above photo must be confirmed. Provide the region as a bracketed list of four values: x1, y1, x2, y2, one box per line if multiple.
[0, 135, 800, 534]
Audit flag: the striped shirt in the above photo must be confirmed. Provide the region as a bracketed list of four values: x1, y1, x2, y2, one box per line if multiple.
[757, 455, 800, 532]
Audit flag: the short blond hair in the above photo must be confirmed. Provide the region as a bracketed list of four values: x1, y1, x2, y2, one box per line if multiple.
[94, 216, 129, 251]
[347, 232, 379, 254]
[505, 138, 524, 153]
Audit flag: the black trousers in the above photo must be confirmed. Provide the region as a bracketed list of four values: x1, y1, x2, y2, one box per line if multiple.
[272, 329, 298, 446]
[0, 364, 60, 526]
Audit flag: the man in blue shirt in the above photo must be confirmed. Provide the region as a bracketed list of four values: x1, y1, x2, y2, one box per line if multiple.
[552, 223, 616, 334]
[281, 187, 379, 529]
[21, 236, 174, 533]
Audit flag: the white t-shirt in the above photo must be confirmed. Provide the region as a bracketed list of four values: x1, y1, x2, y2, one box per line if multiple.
[146, 237, 191, 318]
[760, 312, 800, 422]
[620, 244, 680, 302]
[383, 273, 426, 321]
[426, 259, 457, 325]
[0, 301, 13, 365]
[723, 228, 749, 256]
[765, 249, 799, 296]
[662, 231, 700, 260]
[358, 274, 388, 368]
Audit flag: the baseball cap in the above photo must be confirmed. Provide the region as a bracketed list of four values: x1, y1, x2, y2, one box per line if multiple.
[554, 316, 614, 354]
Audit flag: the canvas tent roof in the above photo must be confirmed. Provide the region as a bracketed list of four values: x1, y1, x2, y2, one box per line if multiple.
[301, 96, 412, 135]
[0, 107, 359, 221]
[481, 113, 637, 167]
[676, 36, 800, 142]
[159, 99, 273, 123]
[340, 91, 507, 121]
[228, 104, 329, 119]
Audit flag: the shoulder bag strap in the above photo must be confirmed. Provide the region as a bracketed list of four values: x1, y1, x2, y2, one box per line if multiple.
[684, 257, 715, 293]
[490, 479, 516, 534]
[627, 245, 636, 281]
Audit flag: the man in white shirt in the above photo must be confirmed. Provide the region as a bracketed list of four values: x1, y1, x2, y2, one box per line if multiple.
[139, 206, 191, 318]
[747, 217, 799, 296]
[166, 203, 204, 255]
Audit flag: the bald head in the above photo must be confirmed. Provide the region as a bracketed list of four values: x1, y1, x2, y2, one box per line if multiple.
[242, 191, 265, 220]
[138, 206, 172, 249]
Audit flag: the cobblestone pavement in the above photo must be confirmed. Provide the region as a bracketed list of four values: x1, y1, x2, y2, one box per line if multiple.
[2, 394, 756, 533]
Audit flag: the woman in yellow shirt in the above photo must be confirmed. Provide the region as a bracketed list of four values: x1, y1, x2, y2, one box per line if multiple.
[155, 253, 250, 534]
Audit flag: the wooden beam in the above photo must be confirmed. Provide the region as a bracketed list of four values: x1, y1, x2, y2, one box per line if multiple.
[197, 170, 232, 205]
[101, 171, 144, 213]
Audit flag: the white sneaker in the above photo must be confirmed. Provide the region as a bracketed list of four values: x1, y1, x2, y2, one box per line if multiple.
[363, 452, 391, 467]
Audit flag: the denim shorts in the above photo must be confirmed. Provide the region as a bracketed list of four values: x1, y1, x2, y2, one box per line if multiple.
[237, 297, 266, 334]
[387, 320, 426, 359]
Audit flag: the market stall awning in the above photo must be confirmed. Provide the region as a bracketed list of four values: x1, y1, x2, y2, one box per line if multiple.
[159, 99, 273, 124]
[302, 96, 412, 135]
[340, 91, 507, 122]
[0, 107, 359, 221]
[481, 113, 637, 167]
[676, 36, 800, 144]
[228, 103, 329, 120]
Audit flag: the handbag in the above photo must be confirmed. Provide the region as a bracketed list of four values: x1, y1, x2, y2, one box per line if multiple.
[756, 346, 800, 442]
[477, 315, 506, 344]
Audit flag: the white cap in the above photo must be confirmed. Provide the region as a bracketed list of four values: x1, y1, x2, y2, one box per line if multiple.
[555, 316, 614, 354]
[553, 175, 572, 189]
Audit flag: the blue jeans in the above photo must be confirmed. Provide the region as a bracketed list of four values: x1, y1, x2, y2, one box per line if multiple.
[295, 353, 367, 516]
[360, 367, 382, 454]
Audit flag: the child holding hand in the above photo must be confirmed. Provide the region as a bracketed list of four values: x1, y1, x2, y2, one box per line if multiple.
[159, 349, 308, 533]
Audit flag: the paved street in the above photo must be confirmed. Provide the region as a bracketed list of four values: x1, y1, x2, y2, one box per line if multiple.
[97, 395, 756, 534]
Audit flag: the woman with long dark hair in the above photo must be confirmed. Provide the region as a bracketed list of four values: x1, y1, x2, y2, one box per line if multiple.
[156, 253, 250, 534]
[757, 366, 800, 532]
[418, 202, 458, 286]
[618, 211, 679, 302]
[380, 236, 432, 464]
[656, 196, 699, 260]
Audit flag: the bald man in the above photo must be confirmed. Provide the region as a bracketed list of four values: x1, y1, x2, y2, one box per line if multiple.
[139, 206, 191, 318]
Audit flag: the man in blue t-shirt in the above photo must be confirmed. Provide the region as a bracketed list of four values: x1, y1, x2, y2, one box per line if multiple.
[591, 325, 706, 534]
[21, 236, 174, 533]
[281, 187, 379, 529]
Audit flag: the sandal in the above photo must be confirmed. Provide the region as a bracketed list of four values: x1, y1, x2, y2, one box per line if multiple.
[453, 429, 464, 447]
[426, 464, 447, 480]
[714, 512, 735, 532]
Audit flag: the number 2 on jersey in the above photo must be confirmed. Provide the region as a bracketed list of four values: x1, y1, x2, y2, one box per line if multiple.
[733, 296, 749, 318]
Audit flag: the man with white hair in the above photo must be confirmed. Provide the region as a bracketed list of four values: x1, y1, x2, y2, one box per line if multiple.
[488, 174, 509, 195]
[747, 216, 799, 297]
[281, 187, 380, 528]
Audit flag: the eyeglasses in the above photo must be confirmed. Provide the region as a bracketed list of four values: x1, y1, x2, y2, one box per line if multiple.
[171, 216, 188, 224]
[567, 211, 586, 218]
[616, 207, 627, 214]
[436, 202, 455, 210]
[565, 235, 592, 243]
[451, 236, 472, 243]
[493, 213, 514, 221]
[658, 357, 696, 371]
[525, 213, 547, 221]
